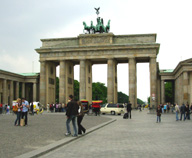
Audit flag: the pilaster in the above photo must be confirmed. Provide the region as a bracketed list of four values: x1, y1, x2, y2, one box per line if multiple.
[40, 61, 46, 106]
[10, 81, 13, 106]
[161, 80, 165, 104]
[80, 60, 86, 100]
[3, 79, 7, 104]
[33, 82, 37, 101]
[22, 82, 25, 98]
[150, 57, 157, 108]
[16, 81, 19, 99]
[59, 60, 66, 104]
[183, 71, 189, 104]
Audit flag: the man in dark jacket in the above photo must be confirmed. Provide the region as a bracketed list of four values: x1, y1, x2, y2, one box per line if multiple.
[127, 101, 132, 119]
[180, 103, 186, 121]
[65, 95, 79, 137]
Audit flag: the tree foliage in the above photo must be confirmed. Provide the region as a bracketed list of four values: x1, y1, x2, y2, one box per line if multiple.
[92, 82, 107, 103]
[165, 82, 173, 103]
[118, 92, 129, 103]
[74, 80, 79, 101]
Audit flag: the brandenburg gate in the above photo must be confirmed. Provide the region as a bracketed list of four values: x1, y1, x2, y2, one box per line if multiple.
[35, 33, 160, 108]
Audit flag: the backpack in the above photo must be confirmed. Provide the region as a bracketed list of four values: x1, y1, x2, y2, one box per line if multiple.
[13, 106, 18, 113]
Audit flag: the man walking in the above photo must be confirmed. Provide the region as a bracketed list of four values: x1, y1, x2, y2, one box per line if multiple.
[180, 103, 186, 121]
[21, 98, 29, 126]
[65, 95, 79, 137]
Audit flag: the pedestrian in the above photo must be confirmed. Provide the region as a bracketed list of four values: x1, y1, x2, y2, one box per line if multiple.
[65, 95, 79, 137]
[127, 101, 132, 119]
[0, 103, 2, 114]
[180, 103, 186, 121]
[14, 98, 22, 126]
[47, 103, 50, 113]
[185, 104, 190, 120]
[77, 101, 86, 135]
[30, 102, 34, 115]
[156, 105, 162, 123]
[21, 97, 29, 126]
[175, 103, 180, 121]
[6, 104, 10, 114]
[164, 103, 167, 113]
[62, 103, 65, 112]
[161, 104, 164, 113]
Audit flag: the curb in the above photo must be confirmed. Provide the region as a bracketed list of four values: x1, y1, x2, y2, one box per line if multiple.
[15, 118, 116, 158]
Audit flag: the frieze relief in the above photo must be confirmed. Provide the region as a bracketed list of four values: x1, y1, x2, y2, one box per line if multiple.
[80, 36, 111, 46]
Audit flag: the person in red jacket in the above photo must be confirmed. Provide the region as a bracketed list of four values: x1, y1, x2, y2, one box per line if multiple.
[92, 103, 101, 116]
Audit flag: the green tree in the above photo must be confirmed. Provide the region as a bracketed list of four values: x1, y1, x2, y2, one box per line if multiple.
[74, 80, 79, 101]
[118, 92, 129, 103]
[92, 82, 107, 103]
[148, 97, 150, 104]
[165, 82, 173, 103]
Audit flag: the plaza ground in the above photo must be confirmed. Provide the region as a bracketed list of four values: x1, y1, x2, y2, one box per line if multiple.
[1, 109, 192, 158]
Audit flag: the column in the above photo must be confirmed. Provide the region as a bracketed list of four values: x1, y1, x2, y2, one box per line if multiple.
[22, 83, 25, 98]
[80, 60, 86, 100]
[129, 58, 137, 108]
[161, 80, 165, 104]
[150, 57, 157, 108]
[9, 81, 13, 106]
[107, 59, 114, 103]
[59, 60, 66, 103]
[33, 83, 37, 101]
[16, 81, 19, 99]
[183, 71, 189, 104]
[85, 61, 92, 104]
[40, 61, 46, 107]
[3, 79, 7, 104]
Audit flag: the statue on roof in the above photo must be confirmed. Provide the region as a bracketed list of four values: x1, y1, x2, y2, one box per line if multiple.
[83, 7, 110, 34]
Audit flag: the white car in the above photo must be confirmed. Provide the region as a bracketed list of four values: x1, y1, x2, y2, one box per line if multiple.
[100, 103, 125, 115]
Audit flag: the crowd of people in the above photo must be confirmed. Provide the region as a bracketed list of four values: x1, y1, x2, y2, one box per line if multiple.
[11, 95, 86, 137]
[156, 102, 192, 123]
[0, 103, 11, 114]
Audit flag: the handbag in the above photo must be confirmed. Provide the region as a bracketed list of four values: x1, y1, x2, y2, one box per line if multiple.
[20, 119, 25, 126]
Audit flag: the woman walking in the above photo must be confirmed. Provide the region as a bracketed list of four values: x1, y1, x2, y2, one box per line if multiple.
[77, 101, 86, 135]
[14, 98, 22, 126]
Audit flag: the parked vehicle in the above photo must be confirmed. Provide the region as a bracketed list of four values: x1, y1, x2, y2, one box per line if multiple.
[100, 103, 125, 115]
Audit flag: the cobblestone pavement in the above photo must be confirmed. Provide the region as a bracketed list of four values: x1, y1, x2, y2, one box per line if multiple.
[40, 109, 192, 158]
[0, 112, 111, 158]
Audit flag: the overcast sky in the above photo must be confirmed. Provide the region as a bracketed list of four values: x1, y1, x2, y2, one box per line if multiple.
[1, 0, 192, 102]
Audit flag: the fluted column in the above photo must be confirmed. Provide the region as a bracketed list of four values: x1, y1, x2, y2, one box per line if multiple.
[10, 81, 13, 105]
[80, 60, 86, 100]
[3, 79, 7, 104]
[40, 61, 46, 107]
[107, 59, 114, 103]
[16, 81, 19, 99]
[59, 60, 66, 103]
[129, 58, 137, 108]
[33, 83, 37, 101]
[161, 80, 165, 104]
[183, 71, 189, 104]
[150, 57, 157, 108]
[22, 83, 25, 98]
